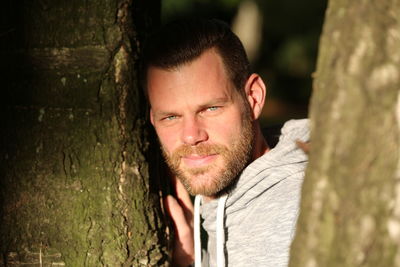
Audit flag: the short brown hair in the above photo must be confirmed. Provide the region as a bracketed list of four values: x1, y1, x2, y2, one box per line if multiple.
[142, 18, 251, 95]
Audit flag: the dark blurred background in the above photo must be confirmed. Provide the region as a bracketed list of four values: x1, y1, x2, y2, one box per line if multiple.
[161, 0, 327, 126]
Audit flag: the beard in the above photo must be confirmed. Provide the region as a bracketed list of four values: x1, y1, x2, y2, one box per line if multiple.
[161, 109, 254, 197]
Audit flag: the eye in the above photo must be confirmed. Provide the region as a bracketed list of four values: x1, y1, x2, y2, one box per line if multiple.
[201, 106, 223, 116]
[207, 106, 219, 111]
[163, 115, 177, 121]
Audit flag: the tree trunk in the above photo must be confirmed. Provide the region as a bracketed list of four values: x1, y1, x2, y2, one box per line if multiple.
[290, 0, 400, 267]
[0, 1, 168, 266]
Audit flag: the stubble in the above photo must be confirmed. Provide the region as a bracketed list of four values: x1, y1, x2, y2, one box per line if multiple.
[162, 110, 254, 197]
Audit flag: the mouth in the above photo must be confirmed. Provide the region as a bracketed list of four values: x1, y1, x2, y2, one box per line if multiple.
[181, 154, 218, 168]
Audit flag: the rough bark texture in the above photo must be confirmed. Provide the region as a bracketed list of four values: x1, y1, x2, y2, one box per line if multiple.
[290, 0, 400, 267]
[0, 1, 168, 266]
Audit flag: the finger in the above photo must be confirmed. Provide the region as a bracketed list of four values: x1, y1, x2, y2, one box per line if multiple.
[175, 179, 193, 211]
[164, 195, 190, 232]
[174, 179, 194, 226]
[296, 140, 310, 154]
[164, 195, 195, 266]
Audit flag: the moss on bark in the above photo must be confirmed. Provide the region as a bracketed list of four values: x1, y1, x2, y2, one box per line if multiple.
[0, 0, 167, 266]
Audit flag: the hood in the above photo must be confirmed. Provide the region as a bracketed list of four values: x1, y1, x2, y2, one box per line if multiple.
[202, 119, 309, 226]
[193, 119, 309, 267]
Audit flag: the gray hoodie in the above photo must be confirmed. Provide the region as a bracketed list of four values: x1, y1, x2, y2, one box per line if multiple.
[194, 119, 309, 267]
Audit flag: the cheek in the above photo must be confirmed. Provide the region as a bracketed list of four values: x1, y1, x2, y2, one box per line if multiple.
[210, 114, 244, 144]
[155, 127, 178, 153]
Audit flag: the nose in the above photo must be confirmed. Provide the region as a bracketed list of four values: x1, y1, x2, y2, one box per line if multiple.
[181, 117, 208, 146]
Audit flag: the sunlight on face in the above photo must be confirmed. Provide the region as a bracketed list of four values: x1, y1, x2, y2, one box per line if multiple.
[148, 49, 255, 197]
[162, 110, 253, 197]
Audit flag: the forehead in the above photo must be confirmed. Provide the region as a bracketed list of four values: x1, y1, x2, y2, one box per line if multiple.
[147, 49, 236, 108]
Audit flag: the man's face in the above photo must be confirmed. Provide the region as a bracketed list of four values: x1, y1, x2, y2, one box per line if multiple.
[147, 49, 254, 197]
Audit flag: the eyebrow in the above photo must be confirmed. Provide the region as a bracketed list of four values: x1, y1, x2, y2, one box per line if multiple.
[152, 110, 177, 119]
[152, 96, 232, 119]
[197, 97, 230, 109]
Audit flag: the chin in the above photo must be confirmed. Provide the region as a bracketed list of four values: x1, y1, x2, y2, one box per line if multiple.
[184, 171, 232, 197]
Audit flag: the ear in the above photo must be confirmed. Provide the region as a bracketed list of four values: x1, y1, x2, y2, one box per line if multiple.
[244, 73, 266, 120]
[149, 109, 155, 126]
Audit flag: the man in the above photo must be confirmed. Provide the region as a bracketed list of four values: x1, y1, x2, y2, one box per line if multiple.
[143, 18, 309, 267]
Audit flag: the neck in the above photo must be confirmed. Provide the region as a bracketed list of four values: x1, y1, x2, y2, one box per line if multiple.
[252, 122, 270, 160]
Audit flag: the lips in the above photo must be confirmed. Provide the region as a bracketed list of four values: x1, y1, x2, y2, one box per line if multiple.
[181, 154, 218, 167]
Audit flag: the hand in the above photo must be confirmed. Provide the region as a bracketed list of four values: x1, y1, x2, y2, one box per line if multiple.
[296, 140, 310, 154]
[164, 177, 195, 267]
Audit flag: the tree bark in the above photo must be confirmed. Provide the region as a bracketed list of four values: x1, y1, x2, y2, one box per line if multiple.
[0, 1, 168, 266]
[290, 0, 400, 267]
